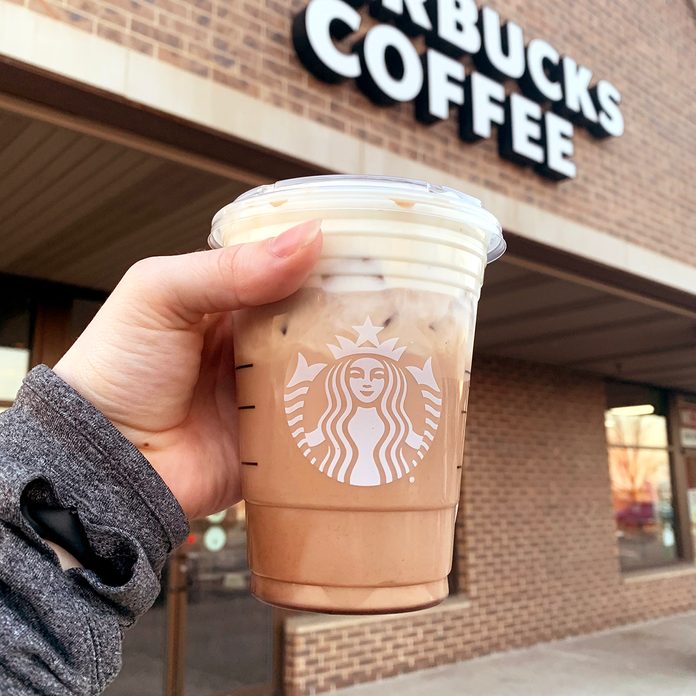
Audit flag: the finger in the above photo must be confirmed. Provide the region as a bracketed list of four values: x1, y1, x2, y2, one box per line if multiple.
[124, 219, 322, 325]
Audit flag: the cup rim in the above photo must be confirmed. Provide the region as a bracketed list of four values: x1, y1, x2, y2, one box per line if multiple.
[209, 175, 505, 263]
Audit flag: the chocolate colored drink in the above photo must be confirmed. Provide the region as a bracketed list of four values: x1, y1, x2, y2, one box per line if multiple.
[209, 176, 504, 614]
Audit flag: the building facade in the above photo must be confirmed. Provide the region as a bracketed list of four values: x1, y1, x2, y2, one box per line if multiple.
[0, 0, 695, 694]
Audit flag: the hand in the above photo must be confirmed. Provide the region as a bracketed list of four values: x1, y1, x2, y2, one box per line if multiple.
[53, 219, 322, 519]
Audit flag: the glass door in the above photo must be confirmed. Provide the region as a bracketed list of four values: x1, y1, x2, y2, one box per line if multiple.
[106, 500, 277, 696]
[105, 582, 169, 695]
[181, 502, 276, 696]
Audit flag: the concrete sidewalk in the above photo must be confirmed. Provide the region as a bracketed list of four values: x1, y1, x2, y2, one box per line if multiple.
[335, 612, 696, 696]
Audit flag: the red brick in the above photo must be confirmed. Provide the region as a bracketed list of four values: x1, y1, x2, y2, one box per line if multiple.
[67, 0, 127, 27]
[157, 45, 208, 77]
[131, 18, 182, 49]
[96, 22, 154, 54]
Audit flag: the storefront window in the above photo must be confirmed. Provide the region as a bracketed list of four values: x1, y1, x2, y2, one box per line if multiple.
[0, 346, 30, 410]
[605, 383, 677, 571]
[0, 288, 32, 411]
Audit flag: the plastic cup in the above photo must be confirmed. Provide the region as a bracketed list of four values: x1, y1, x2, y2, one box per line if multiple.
[209, 175, 504, 614]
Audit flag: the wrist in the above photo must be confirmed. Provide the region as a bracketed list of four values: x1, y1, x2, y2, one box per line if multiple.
[54, 356, 139, 448]
[17, 366, 189, 567]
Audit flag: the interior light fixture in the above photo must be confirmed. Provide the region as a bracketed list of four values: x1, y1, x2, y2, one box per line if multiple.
[608, 404, 655, 417]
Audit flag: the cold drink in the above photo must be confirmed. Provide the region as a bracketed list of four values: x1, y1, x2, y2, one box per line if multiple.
[209, 176, 504, 613]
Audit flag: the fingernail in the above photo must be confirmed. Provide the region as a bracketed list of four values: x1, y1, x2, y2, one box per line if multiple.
[270, 219, 322, 258]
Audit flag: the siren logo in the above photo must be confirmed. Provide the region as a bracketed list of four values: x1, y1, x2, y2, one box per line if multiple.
[284, 317, 442, 486]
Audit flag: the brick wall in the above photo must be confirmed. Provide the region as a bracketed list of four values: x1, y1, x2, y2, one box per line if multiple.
[282, 355, 696, 695]
[14, 0, 696, 267]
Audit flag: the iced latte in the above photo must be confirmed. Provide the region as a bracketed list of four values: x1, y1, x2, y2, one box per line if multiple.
[209, 176, 504, 613]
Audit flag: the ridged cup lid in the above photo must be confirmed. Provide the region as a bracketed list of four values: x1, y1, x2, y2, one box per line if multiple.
[209, 175, 505, 262]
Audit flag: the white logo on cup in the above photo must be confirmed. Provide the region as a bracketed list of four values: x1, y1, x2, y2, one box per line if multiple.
[284, 317, 441, 486]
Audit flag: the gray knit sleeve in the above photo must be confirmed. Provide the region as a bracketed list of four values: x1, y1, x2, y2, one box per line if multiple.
[0, 365, 189, 695]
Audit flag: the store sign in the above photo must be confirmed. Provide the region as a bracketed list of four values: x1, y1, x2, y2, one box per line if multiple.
[292, 0, 624, 181]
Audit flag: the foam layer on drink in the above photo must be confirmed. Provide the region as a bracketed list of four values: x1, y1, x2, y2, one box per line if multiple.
[210, 176, 503, 299]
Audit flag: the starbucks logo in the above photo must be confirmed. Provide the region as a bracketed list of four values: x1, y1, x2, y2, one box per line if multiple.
[284, 317, 442, 486]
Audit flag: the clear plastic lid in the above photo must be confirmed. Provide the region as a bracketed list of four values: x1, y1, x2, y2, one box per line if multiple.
[209, 175, 505, 262]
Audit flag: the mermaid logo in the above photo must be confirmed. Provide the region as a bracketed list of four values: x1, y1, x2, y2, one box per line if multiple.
[284, 317, 442, 486]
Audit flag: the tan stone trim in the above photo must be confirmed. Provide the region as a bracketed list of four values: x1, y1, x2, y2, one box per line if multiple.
[622, 563, 696, 584]
[2, 0, 696, 297]
[284, 595, 472, 635]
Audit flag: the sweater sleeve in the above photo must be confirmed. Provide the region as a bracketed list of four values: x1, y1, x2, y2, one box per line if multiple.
[0, 365, 189, 695]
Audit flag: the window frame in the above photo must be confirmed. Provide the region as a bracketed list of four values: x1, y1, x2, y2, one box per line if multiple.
[667, 393, 694, 565]
[605, 381, 691, 573]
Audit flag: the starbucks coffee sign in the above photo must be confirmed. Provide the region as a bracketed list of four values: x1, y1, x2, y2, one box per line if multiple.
[293, 0, 624, 180]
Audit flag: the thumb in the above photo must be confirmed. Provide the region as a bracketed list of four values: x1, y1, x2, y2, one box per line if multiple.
[121, 219, 323, 325]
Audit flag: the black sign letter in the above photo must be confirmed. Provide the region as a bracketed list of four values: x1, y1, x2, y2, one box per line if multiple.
[589, 80, 624, 138]
[416, 48, 466, 123]
[293, 0, 362, 83]
[473, 6, 525, 80]
[355, 24, 424, 104]
[519, 38, 562, 104]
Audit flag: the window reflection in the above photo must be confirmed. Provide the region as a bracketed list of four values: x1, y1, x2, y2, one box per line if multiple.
[605, 385, 677, 572]
[185, 501, 273, 695]
[109, 501, 274, 696]
[103, 586, 168, 696]
[189, 501, 250, 596]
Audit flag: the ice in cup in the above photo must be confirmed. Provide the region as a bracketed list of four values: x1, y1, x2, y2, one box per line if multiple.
[209, 175, 504, 614]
